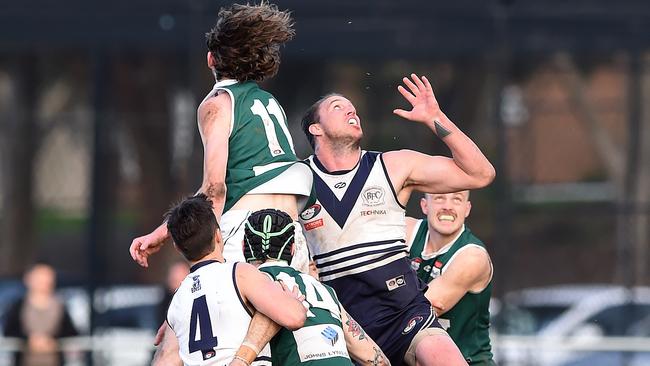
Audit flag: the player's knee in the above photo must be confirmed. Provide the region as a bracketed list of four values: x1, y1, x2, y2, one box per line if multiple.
[415, 335, 466, 366]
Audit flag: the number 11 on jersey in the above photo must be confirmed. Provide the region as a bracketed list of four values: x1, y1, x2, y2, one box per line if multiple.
[250, 98, 296, 157]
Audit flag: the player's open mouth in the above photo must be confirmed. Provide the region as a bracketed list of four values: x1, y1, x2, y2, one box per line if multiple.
[348, 118, 358, 125]
[438, 214, 455, 222]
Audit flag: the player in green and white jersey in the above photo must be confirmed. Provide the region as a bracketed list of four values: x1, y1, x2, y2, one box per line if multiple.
[129, 2, 312, 272]
[129, 3, 314, 364]
[235, 209, 390, 366]
[405, 191, 495, 366]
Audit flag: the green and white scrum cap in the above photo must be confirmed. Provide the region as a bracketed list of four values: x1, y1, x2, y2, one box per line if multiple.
[244, 208, 295, 263]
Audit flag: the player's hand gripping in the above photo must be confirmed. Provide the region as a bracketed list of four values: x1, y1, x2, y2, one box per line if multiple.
[393, 73, 442, 125]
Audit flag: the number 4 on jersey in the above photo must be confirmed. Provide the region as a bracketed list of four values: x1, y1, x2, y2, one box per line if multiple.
[189, 295, 218, 360]
[250, 98, 296, 157]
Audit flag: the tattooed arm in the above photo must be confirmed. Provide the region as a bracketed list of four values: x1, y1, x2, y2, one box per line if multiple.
[384, 73, 495, 205]
[340, 307, 390, 366]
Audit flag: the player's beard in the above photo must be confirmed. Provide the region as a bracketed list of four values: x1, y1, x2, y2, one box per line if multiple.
[330, 133, 361, 154]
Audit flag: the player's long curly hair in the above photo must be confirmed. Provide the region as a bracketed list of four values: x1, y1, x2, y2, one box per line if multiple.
[206, 2, 295, 82]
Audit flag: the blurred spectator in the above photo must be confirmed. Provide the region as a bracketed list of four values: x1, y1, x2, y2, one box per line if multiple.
[156, 261, 189, 326]
[3, 263, 78, 366]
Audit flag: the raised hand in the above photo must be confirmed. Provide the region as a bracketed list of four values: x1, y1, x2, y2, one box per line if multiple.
[129, 224, 170, 267]
[393, 73, 442, 125]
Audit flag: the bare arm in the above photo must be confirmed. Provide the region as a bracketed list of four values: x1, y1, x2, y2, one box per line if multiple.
[196, 93, 231, 223]
[341, 307, 390, 366]
[387, 74, 495, 204]
[129, 93, 231, 267]
[229, 312, 281, 366]
[424, 246, 492, 315]
[236, 263, 306, 330]
[152, 323, 182, 366]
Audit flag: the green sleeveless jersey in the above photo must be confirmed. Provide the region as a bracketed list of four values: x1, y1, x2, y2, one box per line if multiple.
[259, 262, 353, 366]
[207, 80, 305, 212]
[408, 223, 494, 365]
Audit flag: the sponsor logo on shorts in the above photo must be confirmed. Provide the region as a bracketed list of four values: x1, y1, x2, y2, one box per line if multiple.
[402, 316, 424, 334]
[361, 186, 385, 206]
[304, 219, 324, 231]
[300, 204, 322, 221]
[386, 274, 406, 291]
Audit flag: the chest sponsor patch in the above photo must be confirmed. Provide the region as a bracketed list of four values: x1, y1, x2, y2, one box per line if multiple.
[304, 219, 324, 231]
[294, 324, 349, 362]
[300, 204, 321, 221]
[361, 186, 385, 206]
[386, 274, 406, 291]
[360, 209, 387, 216]
[410, 257, 422, 271]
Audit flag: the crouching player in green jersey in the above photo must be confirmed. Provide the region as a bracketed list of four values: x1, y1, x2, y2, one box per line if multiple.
[405, 191, 496, 366]
[234, 208, 391, 366]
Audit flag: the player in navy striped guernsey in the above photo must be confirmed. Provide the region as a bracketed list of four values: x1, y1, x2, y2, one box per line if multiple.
[298, 74, 495, 366]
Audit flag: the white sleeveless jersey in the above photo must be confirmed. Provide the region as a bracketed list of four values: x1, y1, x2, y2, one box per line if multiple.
[300, 151, 432, 346]
[167, 260, 271, 366]
[300, 151, 408, 282]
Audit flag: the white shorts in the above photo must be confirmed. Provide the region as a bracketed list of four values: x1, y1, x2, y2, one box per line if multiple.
[220, 209, 311, 273]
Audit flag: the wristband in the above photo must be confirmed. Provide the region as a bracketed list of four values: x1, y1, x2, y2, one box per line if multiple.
[233, 355, 251, 366]
[241, 341, 261, 355]
[234, 344, 258, 365]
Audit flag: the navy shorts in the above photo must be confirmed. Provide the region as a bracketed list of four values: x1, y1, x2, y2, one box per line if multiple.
[366, 303, 442, 365]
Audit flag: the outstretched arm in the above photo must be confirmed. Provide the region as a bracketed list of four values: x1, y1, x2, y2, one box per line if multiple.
[385, 74, 495, 204]
[129, 93, 232, 267]
[341, 307, 390, 366]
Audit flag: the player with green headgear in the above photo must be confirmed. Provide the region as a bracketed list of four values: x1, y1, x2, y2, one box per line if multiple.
[237, 209, 391, 366]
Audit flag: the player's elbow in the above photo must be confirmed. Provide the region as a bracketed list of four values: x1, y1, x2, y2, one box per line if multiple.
[203, 182, 226, 202]
[282, 305, 307, 331]
[471, 162, 496, 188]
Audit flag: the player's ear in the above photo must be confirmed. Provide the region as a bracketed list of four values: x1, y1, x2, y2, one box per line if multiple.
[308, 123, 322, 137]
[207, 51, 216, 68]
[420, 196, 428, 215]
[465, 201, 472, 218]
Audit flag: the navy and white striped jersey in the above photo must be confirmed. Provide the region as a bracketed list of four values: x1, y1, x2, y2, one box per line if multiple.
[300, 151, 430, 341]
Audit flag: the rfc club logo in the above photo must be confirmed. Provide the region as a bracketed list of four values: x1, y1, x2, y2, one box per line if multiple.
[361, 186, 385, 206]
[300, 204, 322, 221]
[402, 316, 424, 334]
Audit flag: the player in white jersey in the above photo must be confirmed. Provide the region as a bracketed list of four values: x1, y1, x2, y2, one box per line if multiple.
[155, 194, 306, 366]
[294, 74, 495, 366]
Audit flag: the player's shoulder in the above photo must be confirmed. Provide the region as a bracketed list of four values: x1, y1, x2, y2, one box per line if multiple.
[451, 244, 491, 270]
[199, 92, 231, 114]
[197, 92, 232, 128]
